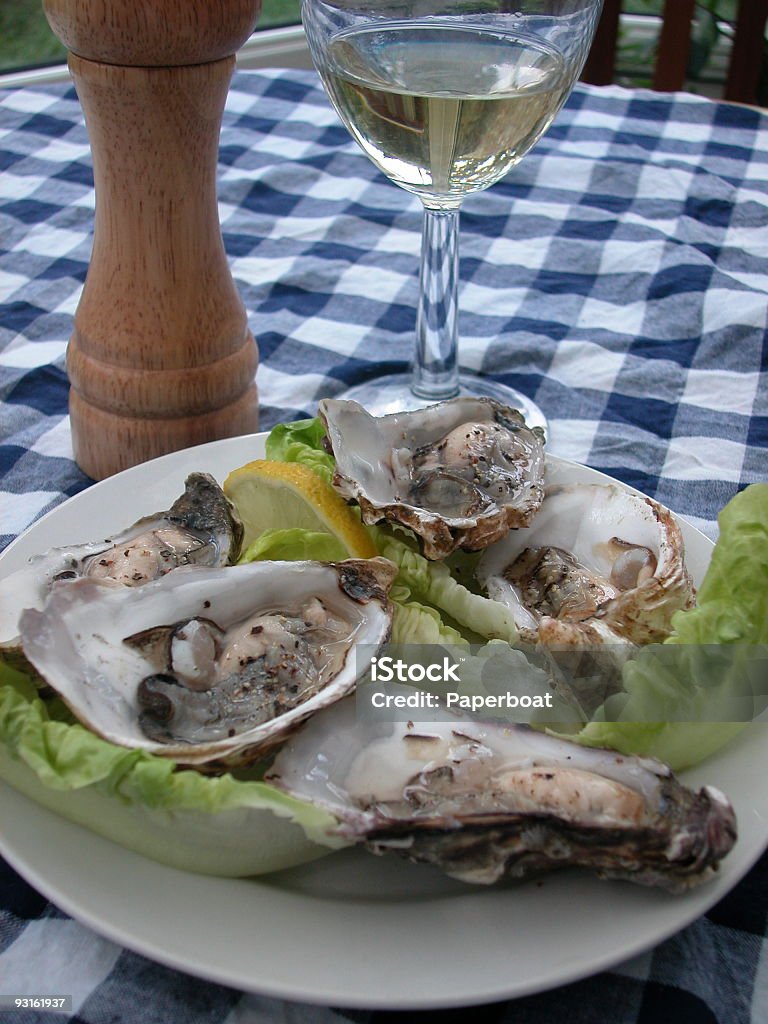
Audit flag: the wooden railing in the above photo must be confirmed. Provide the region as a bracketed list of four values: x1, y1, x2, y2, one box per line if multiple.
[582, 0, 768, 104]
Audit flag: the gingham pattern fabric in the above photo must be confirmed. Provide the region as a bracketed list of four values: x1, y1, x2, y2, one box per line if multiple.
[0, 67, 766, 1020]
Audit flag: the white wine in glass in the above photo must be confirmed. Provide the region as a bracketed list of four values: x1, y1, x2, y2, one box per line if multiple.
[303, 1, 604, 423]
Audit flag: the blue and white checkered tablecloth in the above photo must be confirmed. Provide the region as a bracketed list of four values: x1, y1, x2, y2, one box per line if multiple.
[0, 67, 766, 1021]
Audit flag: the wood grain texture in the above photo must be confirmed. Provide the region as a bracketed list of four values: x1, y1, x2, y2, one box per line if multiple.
[43, 0, 260, 67]
[68, 56, 249, 373]
[653, 0, 695, 93]
[70, 384, 260, 481]
[725, 0, 768, 104]
[581, 0, 621, 87]
[582, 1, 767, 106]
[45, 1, 262, 480]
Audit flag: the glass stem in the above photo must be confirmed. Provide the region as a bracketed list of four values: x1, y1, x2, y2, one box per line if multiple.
[412, 205, 461, 401]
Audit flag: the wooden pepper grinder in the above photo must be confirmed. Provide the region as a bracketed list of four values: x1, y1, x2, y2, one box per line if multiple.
[44, 0, 262, 480]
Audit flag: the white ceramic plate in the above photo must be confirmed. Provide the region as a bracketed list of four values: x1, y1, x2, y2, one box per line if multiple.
[0, 434, 766, 1010]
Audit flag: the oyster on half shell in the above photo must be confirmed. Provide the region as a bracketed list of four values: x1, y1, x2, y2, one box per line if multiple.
[17, 558, 396, 768]
[267, 696, 737, 891]
[476, 483, 696, 646]
[319, 397, 546, 560]
[0, 473, 244, 647]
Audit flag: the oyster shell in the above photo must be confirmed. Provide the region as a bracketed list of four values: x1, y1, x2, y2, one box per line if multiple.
[17, 558, 395, 768]
[476, 483, 696, 645]
[318, 397, 546, 560]
[0, 473, 243, 647]
[267, 696, 737, 891]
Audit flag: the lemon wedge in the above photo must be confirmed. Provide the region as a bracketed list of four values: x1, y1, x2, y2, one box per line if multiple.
[223, 459, 378, 559]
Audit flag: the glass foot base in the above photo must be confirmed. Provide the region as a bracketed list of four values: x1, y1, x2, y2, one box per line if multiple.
[338, 373, 548, 434]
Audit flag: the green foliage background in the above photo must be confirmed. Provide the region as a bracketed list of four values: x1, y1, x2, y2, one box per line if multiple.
[0, 0, 303, 73]
[0, 0, 66, 71]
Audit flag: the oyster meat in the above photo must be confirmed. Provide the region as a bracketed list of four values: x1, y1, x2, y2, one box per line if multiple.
[319, 397, 546, 560]
[0, 472, 244, 646]
[476, 483, 696, 646]
[267, 697, 737, 891]
[17, 558, 395, 767]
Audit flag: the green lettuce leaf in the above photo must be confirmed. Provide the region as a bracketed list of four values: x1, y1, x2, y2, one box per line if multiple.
[265, 418, 335, 484]
[0, 661, 343, 874]
[572, 484, 768, 769]
[239, 528, 348, 564]
[389, 584, 467, 645]
[575, 720, 747, 771]
[373, 527, 519, 644]
[667, 483, 768, 646]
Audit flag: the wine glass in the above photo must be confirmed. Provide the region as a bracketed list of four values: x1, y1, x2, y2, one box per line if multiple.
[302, 0, 604, 425]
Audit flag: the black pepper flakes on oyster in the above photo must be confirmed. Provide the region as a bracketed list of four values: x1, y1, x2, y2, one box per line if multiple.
[318, 397, 545, 559]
